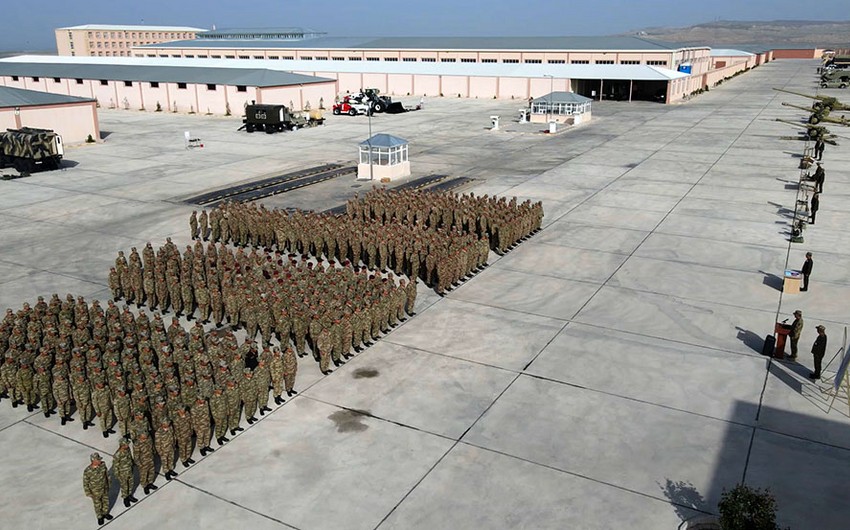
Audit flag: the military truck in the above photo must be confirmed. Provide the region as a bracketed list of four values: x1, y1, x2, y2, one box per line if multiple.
[241, 102, 324, 134]
[820, 78, 848, 89]
[0, 127, 64, 174]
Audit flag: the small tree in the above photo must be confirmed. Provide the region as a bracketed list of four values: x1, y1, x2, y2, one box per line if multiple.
[225, 102, 231, 116]
[318, 97, 324, 109]
[718, 484, 781, 530]
[85, 134, 95, 143]
[155, 101, 162, 112]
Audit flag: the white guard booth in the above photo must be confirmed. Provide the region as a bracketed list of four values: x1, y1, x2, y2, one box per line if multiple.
[530, 92, 593, 125]
[357, 133, 410, 181]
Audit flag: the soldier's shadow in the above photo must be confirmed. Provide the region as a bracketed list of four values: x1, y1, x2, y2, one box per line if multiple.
[107, 466, 121, 511]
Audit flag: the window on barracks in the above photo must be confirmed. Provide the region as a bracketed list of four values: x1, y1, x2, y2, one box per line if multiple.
[547, 59, 565, 64]
[524, 59, 542, 64]
[53, 77, 61, 83]
[254, 56, 264, 59]
[124, 81, 132, 87]
[207, 84, 216, 91]
[150, 82, 160, 88]
[402, 57, 417, 62]
[100, 79, 108, 85]
[503, 59, 519, 63]
[366, 57, 379, 61]
[647, 60, 668, 66]
[440, 58, 456, 62]
[481, 58, 497, 63]
[11, 75, 18, 81]
[620, 60, 640, 64]
[237, 85, 247, 92]
[76, 79, 83, 85]
[570, 60, 589, 64]
[177, 82, 187, 89]
[348, 56, 362, 61]
[332, 56, 345, 61]
[384, 57, 398, 61]
[421, 57, 436, 62]
[595, 60, 614, 64]
[461, 58, 476, 63]
[32, 76, 40, 82]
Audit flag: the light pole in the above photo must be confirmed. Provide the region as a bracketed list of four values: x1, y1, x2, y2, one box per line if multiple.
[543, 74, 554, 125]
[367, 108, 374, 181]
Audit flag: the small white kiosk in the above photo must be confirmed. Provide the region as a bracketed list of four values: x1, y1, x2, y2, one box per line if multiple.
[530, 92, 593, 126]
[357, 133, 410, 181]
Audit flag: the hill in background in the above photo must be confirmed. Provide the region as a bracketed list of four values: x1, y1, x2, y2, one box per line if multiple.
[625, 19, 850, 48]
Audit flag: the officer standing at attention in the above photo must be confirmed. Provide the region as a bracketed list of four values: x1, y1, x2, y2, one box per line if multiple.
[83, 452, 113, 525]
[810, 325, 827, 380]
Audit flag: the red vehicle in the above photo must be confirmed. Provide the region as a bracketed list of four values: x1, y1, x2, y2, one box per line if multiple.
[332, 97, 371, 116]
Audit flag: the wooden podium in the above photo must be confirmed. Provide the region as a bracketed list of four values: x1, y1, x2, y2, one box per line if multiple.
[775, 322, 792, 359]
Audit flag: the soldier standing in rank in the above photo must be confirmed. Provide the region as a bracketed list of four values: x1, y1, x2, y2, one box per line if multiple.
[114, 438, 139, 507]
[190, 211, 199, 240]
[155, 420, 178, 480]
[174, 407, 196, 468]
[134, 431, 158, 495]
[83, 452, 113, 525]
[199, 209, 209, 241]
[52, 371, 75, 425]
[270, 347, 285, 405]
[210, 385, 230, 446]
[191, 396, 215, 456]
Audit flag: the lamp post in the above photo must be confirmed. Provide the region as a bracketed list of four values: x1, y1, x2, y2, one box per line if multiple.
[367, 107, 374, 181]
[543, 74, 554, 124]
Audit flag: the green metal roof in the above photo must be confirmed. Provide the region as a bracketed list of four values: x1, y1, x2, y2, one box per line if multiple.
[0, 85, 95, 108]
[145, 35, 690, 52]
[533, 91, 593, 104]
[0, 62, 333, 88]
[360, 134, 408, 148]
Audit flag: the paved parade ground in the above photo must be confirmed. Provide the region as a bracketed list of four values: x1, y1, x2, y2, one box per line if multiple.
[1, 59, 848, 529]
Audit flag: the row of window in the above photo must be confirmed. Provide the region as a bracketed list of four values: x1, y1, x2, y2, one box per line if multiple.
[87, 31, 193, 40]
[89, 51, 130, 57]
[129, 53, 670, 66]
[9, 75, 248, 92]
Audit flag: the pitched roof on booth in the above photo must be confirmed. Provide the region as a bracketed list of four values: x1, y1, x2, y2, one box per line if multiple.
[534, 91, 593, 104]
[360, 134, 408, 148]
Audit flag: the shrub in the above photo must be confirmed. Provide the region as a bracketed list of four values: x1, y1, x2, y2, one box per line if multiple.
[85, 134, 95, 143]
[718, 484, 780, 530]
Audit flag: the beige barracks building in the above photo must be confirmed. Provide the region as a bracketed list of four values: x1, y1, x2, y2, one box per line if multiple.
[55, 24, 205, 57]
[132, 31, 773, 103]
[0, 56, 337, 117]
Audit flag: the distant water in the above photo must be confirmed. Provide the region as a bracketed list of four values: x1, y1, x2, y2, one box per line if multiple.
[0, 50, 56, 58]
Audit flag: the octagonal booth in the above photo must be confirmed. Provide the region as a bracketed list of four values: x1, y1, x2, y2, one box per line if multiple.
[357, 133, 410, 181]
[530, 92, 592, 125]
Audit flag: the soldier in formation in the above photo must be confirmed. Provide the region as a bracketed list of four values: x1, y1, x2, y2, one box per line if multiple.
[82, 452, 113, 525]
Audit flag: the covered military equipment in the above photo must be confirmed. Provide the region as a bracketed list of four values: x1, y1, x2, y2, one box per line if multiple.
[0, 127, 64, 174]
[241, 102, 323, 134]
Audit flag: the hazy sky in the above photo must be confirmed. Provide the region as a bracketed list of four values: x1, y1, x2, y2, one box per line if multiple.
[2, 0, 846, 50]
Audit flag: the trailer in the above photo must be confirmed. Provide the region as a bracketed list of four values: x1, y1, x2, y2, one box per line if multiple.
[0, 127, 64, 174]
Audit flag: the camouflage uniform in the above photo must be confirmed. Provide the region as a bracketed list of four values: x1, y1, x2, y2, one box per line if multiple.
[173, 408, 195, 466]
[82, 455, 111, 522]
[133, 432, 157, 493]
[113, 440, 137, 506]
[240, 369, 258, 422]
[270, 348, 285, 404]
[191, 397, 214, 454]
[210, 387, 229, 443]
[154, 421, 177, 479]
